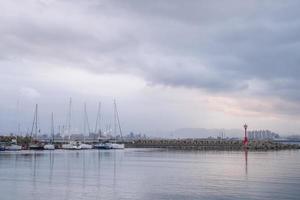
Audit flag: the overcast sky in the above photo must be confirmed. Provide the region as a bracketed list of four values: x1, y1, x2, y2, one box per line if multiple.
[1, 0, 300, 136]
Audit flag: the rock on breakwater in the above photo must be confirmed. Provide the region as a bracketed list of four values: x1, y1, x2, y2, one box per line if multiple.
[125, 139, 300, 150]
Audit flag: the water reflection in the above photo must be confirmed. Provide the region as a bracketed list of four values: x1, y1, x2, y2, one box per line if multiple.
[82, 151, 86, 189]
[244, 149, 248, 175]
[49, 151, 54, 183]
[32, 152, 37, 200]
[1, 149, 300, 200]
[96, 150, 101, 200]
[64, 151, 71, 200]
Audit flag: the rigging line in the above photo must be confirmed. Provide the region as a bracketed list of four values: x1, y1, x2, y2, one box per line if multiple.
[84, 103, 91, 135]
[51, 112, 55, 143]
[114, 100, 123, 140]
[30, 104, 36, 141]
[94, 102, 101, 133]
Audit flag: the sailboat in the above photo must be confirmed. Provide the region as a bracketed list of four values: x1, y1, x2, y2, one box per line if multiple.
[44, 112, 55, 150]
[93, 102, 107, 149]
[80, 103, 92, 149]
[62, 141, 82, 150]
[0, 143, 5, 151]
[5, 138, 22, 151]
[62, 98, 82, 150]
[100, 99, 125, 149]
[29, 104, 45, 150]
[6, 100, 23, 151]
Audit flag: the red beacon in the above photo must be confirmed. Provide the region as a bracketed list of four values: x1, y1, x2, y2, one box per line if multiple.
[243, 124, 249, 145]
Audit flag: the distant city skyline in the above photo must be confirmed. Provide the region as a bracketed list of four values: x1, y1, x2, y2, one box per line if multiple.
[1, 0, 300, 136]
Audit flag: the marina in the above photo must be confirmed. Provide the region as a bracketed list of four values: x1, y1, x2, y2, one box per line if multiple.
[1, 1, 300, 199]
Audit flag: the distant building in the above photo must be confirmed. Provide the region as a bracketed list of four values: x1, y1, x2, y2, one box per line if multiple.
[248, 130, 279, 140]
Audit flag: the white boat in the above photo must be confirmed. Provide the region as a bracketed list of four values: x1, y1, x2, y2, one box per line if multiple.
[44, 112, 55, 150]
[80, 103, 93, 150]
[80, 143, 92, 149]
[94, 143, 106, 149]
[5, 144, 22, 151]
[44, 144, 55, 150]
[5, 139, 22, 151]
[104, 143, 125, 149]
[29, 104, 45, 150]
[62, 141, 81, 150]
[110, 99, 125, 149]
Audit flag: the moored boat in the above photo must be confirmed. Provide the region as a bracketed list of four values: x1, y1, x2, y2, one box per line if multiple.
[5, 144, 22, 151]
[29, 143, 44, 150]
[103, 142, 124, 149]
[44, 112, 55, 150]
[29, 104, 44, 150]
[94, 141, 124, 149]
[108, 99, 125, 149]
[80, 103, 93, 150]
[62, 141, 81, 150]
[5, 139, 22, 151]
[44, 144, 55, 150]
[80, 143, 92, 149]
[94, 143, 107, 149]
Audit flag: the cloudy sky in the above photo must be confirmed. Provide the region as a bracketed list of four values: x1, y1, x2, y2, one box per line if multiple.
[1, 0, 300, 136]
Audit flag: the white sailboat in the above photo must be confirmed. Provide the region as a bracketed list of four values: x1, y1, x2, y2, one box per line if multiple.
[6, 99, 22, 151]
[80, 143, 92, 149]
[80, 103, 92, 149]
[62, 141, 82, 150]
[44, 112, 55, 150]
[102, 99, 125, 150]
[29, 104, 44, 150]
[102, 142, 125, 149]
[61, 98, 82, 150]
[44, 144, 55, 150]
[5, 139, 22, 151]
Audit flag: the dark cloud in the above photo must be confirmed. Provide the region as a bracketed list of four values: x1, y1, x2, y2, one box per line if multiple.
[1, 0, 300, 129]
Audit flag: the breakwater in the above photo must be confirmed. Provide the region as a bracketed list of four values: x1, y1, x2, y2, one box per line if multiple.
[125, 139, 300, 150]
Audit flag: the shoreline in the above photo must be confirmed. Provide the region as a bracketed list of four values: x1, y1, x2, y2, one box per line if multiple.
[1, 136, 300, 151]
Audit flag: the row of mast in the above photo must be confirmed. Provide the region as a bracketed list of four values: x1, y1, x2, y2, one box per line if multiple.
[29, 98, 122, 141]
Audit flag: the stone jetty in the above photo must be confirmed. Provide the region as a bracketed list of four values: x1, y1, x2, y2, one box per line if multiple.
[125, 139, 300, 150]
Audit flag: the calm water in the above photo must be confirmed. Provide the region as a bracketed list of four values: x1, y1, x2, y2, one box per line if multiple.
[0, 149, 300, 200]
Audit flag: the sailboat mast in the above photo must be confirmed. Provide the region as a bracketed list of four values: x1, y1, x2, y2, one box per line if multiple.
[51, 112, 54, 143]
[16, 99, 20, 136]
[35, 104, 38, 137]
[64, 97, 72, 143]
[114, 99, 117, 141]
[30, 104, 36, 142]
[114, 100, 123, 140]
[67, 98, 72, 136]
[94, 102, 101, 134]
[84, 103, 86, 136]
[83, 102, 91, 141]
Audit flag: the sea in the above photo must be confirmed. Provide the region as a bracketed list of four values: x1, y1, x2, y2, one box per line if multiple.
[0, 149, 300, 200]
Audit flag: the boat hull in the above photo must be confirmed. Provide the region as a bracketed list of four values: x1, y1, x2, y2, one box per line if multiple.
[80, 143, 92, 149]
[94, 143, 107, 149]
[62, 143, 81, 150]
[5, 145, 22, 151]
[44, 144, 55, 150]
[95, 143, 125, 149]
[29, 144, 44, 150]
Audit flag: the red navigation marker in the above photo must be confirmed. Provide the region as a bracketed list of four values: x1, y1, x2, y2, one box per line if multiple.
[243, 124, 249, 145]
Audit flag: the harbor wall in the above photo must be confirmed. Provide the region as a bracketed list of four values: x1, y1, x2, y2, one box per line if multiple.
[124, 139, 300, 150]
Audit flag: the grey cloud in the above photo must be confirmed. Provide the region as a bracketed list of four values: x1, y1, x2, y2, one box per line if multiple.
[1, 0, 300, 114]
